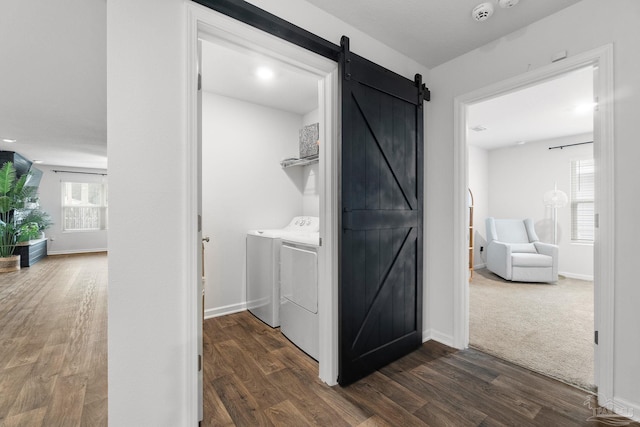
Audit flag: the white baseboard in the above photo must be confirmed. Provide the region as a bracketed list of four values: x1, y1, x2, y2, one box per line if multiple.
[559, 271, 594, 281]
[204, 302, 247, 320]
[422, 329, 455, 348]
[609, 396, 640, 422]
[472, 266, 592, 281]
[48, 248, 108, 255]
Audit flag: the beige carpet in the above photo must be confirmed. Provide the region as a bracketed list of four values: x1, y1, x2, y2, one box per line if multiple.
[469, 268, 595, 391]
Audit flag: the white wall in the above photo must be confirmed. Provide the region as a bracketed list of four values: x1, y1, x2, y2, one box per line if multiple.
[302, 108, 320, 216]
[428, 0, 640, 413]
[108, 1, 430, 424]
[108, 1, 188, 425]
[36, 165, 108, 255]
[302, 163, 319, 216]
[246, 0, 430, 82]
[486, 134, 593, 279]
[202, 92, 305, 315]
[468, 145, 489, 269]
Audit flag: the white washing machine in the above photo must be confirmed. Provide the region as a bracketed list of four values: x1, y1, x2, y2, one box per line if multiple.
[280, 233, 320, 360]
[246, 217, 319, 328]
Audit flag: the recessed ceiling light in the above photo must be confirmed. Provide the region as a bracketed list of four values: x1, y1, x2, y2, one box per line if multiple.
[2, 138, 17, 143]
[32, 160, 43, 164]
[255, 66, 274, 80]
[516, 141, 527, 145]
[574, 102, 597, 114]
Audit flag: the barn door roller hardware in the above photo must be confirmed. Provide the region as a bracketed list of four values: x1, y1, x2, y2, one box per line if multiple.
[340, 36, 430, 102]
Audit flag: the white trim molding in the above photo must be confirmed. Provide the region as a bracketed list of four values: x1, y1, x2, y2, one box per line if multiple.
[47, 248, 108, 255]
[611, 397, 640, 423]
[422, 329, 455, 348]
[185, 5, 201, 426]
[592, 396, 640, 424]
[591, 44, 615, 407]
[204, 303, 247, 320]
[453, 44, 615, 401]
[559, 272, 594, 282]
[317, 67, 340, 386]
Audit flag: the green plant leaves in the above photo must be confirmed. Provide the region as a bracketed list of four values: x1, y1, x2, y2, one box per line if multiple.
[0, 162, 34, 258]
[0, 162, 17, 203]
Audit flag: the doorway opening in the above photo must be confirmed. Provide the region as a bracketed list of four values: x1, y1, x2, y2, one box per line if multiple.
[187, 7, 340, 420]
[199, 35, 326, 318]
[452, 44, 615, 403]
[466, 66, 595, 390]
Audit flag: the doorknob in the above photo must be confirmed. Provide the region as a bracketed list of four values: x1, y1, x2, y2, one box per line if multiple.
[202, 236, 210, 243]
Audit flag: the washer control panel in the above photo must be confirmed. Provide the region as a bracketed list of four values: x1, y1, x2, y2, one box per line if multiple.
[285, 216, 319, 233]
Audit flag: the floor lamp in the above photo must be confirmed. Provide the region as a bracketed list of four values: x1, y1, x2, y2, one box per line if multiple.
[543, 183, 568, 245]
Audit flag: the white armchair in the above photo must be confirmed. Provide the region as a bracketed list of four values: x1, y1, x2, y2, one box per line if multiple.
[485, 217, 558, 283]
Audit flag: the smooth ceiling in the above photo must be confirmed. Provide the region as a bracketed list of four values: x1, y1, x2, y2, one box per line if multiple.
[201, 39, 320, 115]
[0, 0, 106, 169]
[305, 0, 583, 69]
[467, 66, 594, 150]
[1, 0, 587, 168]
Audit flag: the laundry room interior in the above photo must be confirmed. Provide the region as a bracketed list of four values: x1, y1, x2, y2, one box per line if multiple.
[200, 36, 325, 360]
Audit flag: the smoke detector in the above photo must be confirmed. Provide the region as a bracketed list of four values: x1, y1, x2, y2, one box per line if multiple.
[498, 0, 520, 8]
[472, 2, 494, 22]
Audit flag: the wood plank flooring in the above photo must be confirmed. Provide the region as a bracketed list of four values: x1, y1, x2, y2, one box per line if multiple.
[0, 253, 107, 427]
[205, 311, 638, 427]
[3, 253, 637, 427]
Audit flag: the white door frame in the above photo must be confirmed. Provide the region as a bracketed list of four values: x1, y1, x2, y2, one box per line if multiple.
[452, 44, 614, 402]
[184, 5, 340, 421]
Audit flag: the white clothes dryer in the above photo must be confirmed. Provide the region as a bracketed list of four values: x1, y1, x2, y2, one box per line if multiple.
[279, 233, 320, 360]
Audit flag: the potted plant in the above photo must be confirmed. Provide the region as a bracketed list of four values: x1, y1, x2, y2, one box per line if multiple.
[0, 162, 31, 272]
[17, 222, 41, 242]
[18, 208, 52, 240]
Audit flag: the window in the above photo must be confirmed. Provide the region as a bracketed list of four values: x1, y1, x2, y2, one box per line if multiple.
[62, 182, 108, 231]
[571, 159, 594, 242]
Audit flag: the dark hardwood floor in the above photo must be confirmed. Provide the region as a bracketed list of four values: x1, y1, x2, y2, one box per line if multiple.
[205, 311, 638, 427]
[0, 253, 107, 427]
[2, 253, 636, 426]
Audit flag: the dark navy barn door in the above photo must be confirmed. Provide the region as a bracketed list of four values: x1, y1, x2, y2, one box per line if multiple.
[338, 37, 426, 385]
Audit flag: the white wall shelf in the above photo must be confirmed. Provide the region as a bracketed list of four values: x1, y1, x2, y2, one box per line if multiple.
[280, 155, 319, 168]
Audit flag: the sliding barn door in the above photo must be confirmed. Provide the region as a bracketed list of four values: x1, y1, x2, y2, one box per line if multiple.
[338, 37, 426, 385]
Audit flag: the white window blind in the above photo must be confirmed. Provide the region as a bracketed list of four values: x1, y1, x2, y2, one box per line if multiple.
[571, 159, 594, 242]
[62, 182, 108, 231]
